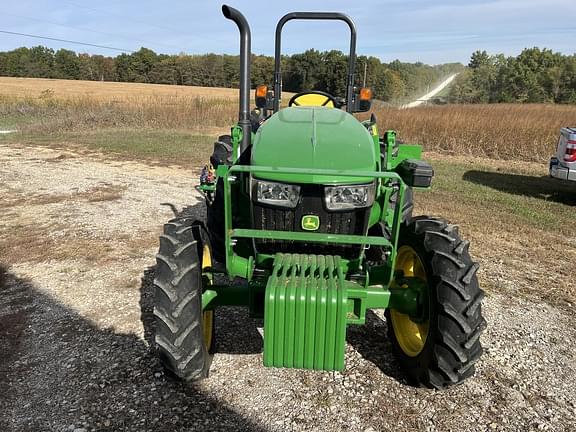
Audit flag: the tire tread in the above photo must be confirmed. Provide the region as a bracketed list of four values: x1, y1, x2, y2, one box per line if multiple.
[386, 216, 486, 389]
[153, 218, 211, 381]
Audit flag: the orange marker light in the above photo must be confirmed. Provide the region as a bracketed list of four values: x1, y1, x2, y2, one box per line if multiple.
[256, 85, 268, 98]
[359, 87, 372, 101]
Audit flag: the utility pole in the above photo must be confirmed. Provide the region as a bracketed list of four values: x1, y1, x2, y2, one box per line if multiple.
[362, 61, 367, 87]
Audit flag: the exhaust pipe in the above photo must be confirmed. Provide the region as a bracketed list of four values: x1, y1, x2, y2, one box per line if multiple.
[222, 5, 251, 154]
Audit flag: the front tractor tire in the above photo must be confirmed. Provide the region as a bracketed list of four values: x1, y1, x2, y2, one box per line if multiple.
[386, 217, 486, 389]
[153, 218, 214, 381]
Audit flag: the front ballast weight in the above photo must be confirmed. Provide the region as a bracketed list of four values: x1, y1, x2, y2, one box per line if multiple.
[262, 253, 425, 371]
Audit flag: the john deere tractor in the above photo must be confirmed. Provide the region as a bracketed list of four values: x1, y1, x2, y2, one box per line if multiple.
[153, 5, 486, 389]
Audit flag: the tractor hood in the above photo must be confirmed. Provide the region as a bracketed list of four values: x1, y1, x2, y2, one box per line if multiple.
[251, 107, 376, 184]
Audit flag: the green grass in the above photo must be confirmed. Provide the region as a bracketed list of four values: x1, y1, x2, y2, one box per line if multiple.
[0, 116, 18, 129]
[416, 157, 576, 304]
[0, 128, 214, 166]
[421, 159, 575, 234]
[0, 113, 40, 130]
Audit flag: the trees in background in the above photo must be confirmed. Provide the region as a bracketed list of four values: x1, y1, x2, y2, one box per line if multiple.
[2, 45, 573, 104]
[0, 45, 460, 102]
[450, 48, 576, 104]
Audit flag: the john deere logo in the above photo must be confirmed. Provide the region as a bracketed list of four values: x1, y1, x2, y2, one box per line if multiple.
[301, 215, 320, 231]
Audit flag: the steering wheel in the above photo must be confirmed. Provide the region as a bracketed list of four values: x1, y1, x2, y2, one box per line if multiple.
[288, 91, 337, 108]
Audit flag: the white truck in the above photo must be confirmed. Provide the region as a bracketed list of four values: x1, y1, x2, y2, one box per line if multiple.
[550, 127, 576, 182]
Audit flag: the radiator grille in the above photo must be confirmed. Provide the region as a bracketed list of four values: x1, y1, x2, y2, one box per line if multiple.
[252, 184, 369, 259]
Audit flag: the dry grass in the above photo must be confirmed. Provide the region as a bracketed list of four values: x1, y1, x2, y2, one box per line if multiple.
[3, 78, 572, 165]
[0, 76, 248, 102]
[0, 77, 296, 134]
[2, 90, 572, 165]
[369, 103, 576, 162]
[0, 94, 237, 133]
[0, 77, 244, 135]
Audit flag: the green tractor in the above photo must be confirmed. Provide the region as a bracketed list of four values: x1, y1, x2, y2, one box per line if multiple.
[153, 5, 486, 389]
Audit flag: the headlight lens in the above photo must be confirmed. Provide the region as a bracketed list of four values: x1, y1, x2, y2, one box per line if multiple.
[254, 179, 300, 208]
[325, 183, 375, 210]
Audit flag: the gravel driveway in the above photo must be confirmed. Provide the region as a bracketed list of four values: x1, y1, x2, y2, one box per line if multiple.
[1, 143, 575, 432]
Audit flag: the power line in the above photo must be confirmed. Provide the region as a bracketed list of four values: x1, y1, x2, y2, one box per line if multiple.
[64, 1, 185, 35]
[4, 12, 183, 51]
[0, 30, 133, 53]
[63, 1, 215, 46]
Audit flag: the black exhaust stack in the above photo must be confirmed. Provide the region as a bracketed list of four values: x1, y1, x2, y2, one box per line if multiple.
[222, 5, 251, 154]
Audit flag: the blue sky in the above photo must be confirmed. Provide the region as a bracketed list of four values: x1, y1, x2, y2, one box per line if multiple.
[1, 0, 575, 64]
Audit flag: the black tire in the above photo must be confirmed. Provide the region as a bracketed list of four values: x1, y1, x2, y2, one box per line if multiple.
[385, 216, 486, 389]
[153, 218, 214, 381]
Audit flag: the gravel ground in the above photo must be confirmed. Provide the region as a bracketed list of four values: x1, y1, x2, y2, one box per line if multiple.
[1, 143, 575, 432]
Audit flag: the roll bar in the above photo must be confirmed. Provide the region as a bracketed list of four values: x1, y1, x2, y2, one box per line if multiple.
[273, 12, 358, 113]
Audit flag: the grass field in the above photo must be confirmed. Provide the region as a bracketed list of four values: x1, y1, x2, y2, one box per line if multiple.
[368, 103, 576, 162]
[0, 76, 246, 101]
[1, 77, 574, 164]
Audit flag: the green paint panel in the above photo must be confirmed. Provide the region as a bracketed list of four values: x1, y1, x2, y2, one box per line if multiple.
[263, 253, 347, 371]
[231, 228, 391, 247]
[251, 107, 376, 184]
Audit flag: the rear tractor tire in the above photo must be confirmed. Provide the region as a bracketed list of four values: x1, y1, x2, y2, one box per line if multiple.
[153, 218, 214, 381]
[386, 216, 486, 389]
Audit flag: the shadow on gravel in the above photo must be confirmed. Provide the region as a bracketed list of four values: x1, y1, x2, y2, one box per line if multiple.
[346, 310, 408, 386]
[139, 267, 263, 356]
[463, 170, 576, 205]
[142, 199, 264, 356]
[0, 266, 268, 432]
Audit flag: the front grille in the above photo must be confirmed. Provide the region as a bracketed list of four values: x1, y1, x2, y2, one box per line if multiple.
[252, 184, 369, 259]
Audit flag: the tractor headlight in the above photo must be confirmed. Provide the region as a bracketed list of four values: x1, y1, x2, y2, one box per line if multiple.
[324, 183, 375, 210]
[254, 179, 300, 208]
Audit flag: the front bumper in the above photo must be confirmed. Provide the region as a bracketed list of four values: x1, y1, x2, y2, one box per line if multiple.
[550, 158, 576, 182]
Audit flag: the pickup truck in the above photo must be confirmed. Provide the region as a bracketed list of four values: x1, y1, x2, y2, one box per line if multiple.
[550, 127, 576, 182]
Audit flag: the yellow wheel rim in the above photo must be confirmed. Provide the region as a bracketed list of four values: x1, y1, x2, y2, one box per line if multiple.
[201, 244, 214, 350]
[390, 245, 429, 357]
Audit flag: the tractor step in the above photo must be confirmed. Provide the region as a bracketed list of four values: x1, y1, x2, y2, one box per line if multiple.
[263, 253, 348, 371]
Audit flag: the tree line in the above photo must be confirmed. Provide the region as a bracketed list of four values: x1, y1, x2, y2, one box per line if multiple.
[449, 48, 576, 104]
[0, 46, 461, 102]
